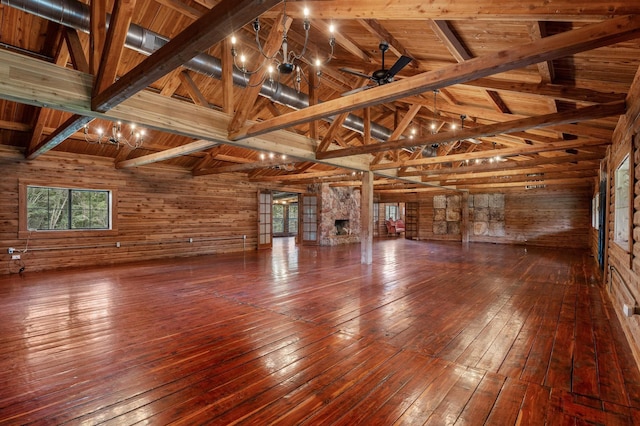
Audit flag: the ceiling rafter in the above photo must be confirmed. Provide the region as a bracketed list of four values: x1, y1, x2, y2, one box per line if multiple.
[371, 137, 610, 171]
[116, 140, 218, 168]
[429, 19, 510, 114]
[264, 1, 640, 21]
[178, 70, 210, 107]
[193, 157, 296, 175]
[229, 14, 640, 142]
[93, 0, 136, 96]
[318, 101, 624, 160]
[89, 0, 106, 75]
[63, 28, 89, 73]
[228, 13, 291, 133]
[92, 0, 281, 112]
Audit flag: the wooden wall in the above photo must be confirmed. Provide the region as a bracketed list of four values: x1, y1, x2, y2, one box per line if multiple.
[0, 147, 259, 274]
[600, 119, 640, 368]
[383, 187, 592, 248]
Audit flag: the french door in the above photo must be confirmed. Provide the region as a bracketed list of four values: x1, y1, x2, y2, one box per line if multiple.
[258, 190, 272, 249]
[301, 194, 319, 245]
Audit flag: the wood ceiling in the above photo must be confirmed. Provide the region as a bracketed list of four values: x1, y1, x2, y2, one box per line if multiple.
[1, 0, 640, 194]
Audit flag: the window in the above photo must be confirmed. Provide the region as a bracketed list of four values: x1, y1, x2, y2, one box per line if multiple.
[385, 204, 399, 220]
[614, 155, 630, 248]
[26, 186, 111, 230]
[272, 203, 285, 234]
[288, 203, 298, 234]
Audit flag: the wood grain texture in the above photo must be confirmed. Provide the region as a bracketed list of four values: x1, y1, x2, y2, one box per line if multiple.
[0, 238, 638, 423]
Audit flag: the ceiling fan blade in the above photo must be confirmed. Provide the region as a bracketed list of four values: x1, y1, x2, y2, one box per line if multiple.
[339, 67, 374, 80]
[386, 55, 413, 79]
[465, 138, 483, 145]
[341, 85, 372, 96]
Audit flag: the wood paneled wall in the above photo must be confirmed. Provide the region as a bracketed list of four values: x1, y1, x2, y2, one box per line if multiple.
[0, 147, 259, 274]
[382, 187, 592, 248]
[601, 126, 640, 368]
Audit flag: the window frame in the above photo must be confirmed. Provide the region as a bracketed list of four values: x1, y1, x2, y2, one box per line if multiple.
[613, 154, 632, 252]
[18, 179, 118, 239]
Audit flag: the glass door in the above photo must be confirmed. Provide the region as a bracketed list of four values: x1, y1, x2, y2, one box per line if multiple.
[258, 190, 272, 249]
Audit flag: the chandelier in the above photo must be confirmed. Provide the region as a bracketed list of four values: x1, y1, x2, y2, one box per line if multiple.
[83, 121, 146, 149]
[230, 0, 335, 90]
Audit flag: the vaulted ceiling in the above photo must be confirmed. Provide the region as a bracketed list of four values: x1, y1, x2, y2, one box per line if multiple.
[1, 0, 640, 194]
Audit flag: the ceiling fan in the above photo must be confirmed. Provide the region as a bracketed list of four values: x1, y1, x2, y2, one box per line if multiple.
[340, 41, 412, 95]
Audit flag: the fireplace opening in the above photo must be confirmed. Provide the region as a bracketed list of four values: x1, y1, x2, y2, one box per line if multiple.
[335, 219, 350, 235]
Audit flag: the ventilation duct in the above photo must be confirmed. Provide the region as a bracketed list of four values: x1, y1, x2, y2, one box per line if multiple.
[2, 0, 399, 142]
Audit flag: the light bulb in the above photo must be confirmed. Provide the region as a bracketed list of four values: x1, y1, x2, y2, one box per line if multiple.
[329, 23, 335, 33]
[231, 36, 236, 45]
[303, 7, 309, 17]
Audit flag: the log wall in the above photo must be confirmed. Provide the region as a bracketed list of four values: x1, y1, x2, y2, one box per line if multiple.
[601, 123, 640, 368]
[0, 147, 259, 274]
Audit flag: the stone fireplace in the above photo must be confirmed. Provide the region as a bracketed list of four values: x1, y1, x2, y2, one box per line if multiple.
[310, 183, 361, 246]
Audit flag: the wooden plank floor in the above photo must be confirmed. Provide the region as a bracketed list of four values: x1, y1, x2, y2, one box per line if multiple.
[1, 238, 640, 424]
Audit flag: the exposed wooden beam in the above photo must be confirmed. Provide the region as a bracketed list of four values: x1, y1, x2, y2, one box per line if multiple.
[89, 0, 106, 75]
[154, 0, 203, 20]
[312, 20, 371, 64]
[193, 158, 296, 176]
[0, 48, 370, 172]
[429, 20, 472, 62]
[529, 22, 555, 83]
[228, 14, 291, 133]
[26, 114, 93, 160]
[269, 1, 640, 21]
[430, 19, 511, 114]
[249, 169, 349, 182]
[421, 162, 600, 182]
[371, 104, 422, 164]
[317, 112, 349, 153]
[116, 140, 219, 168]
[229, 15, 640, 141]
[318, 101, 625, 160]
[371, 138, 609, 171]
[63, 28, 89, 73]
[357, 19, 414, 63]
[93, 0, 136, 96]
[0, 120, 31, 132]
[159, 68, 184, 97]
[398, 152, 604, 177]
[178, 71, 209, 107]
[92, 0, 281, 112]
[465, 78, 626, 105]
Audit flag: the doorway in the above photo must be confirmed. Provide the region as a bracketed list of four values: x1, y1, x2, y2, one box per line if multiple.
[273, 192, 299, 238]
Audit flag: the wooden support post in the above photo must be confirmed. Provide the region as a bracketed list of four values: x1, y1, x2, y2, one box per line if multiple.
[461, 191, 470, 244]
[361, 171, 374, 265]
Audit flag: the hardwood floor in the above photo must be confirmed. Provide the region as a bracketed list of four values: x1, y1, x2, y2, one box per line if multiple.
[1, 238, 639, 424]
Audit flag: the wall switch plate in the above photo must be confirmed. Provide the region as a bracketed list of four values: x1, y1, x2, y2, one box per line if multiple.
[11, 254, 20, 260]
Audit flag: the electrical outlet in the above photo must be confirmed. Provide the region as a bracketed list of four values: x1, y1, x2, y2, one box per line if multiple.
[189, 238, 193, 243]
[8, 248, 15, 254]
[11, 254, 20, 260]
[116, 242, 120, 248]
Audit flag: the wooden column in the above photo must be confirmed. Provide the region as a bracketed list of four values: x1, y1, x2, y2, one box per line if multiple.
[461, 191, 470, 243]
[361, 171, 374, 264]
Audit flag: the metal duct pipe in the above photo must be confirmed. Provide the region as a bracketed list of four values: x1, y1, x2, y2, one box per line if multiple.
[2, 0, 394, 142]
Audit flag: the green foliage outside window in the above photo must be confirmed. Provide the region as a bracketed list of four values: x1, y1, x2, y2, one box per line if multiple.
[27, 186, 110, 230]
[272, 204, 285, 234]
